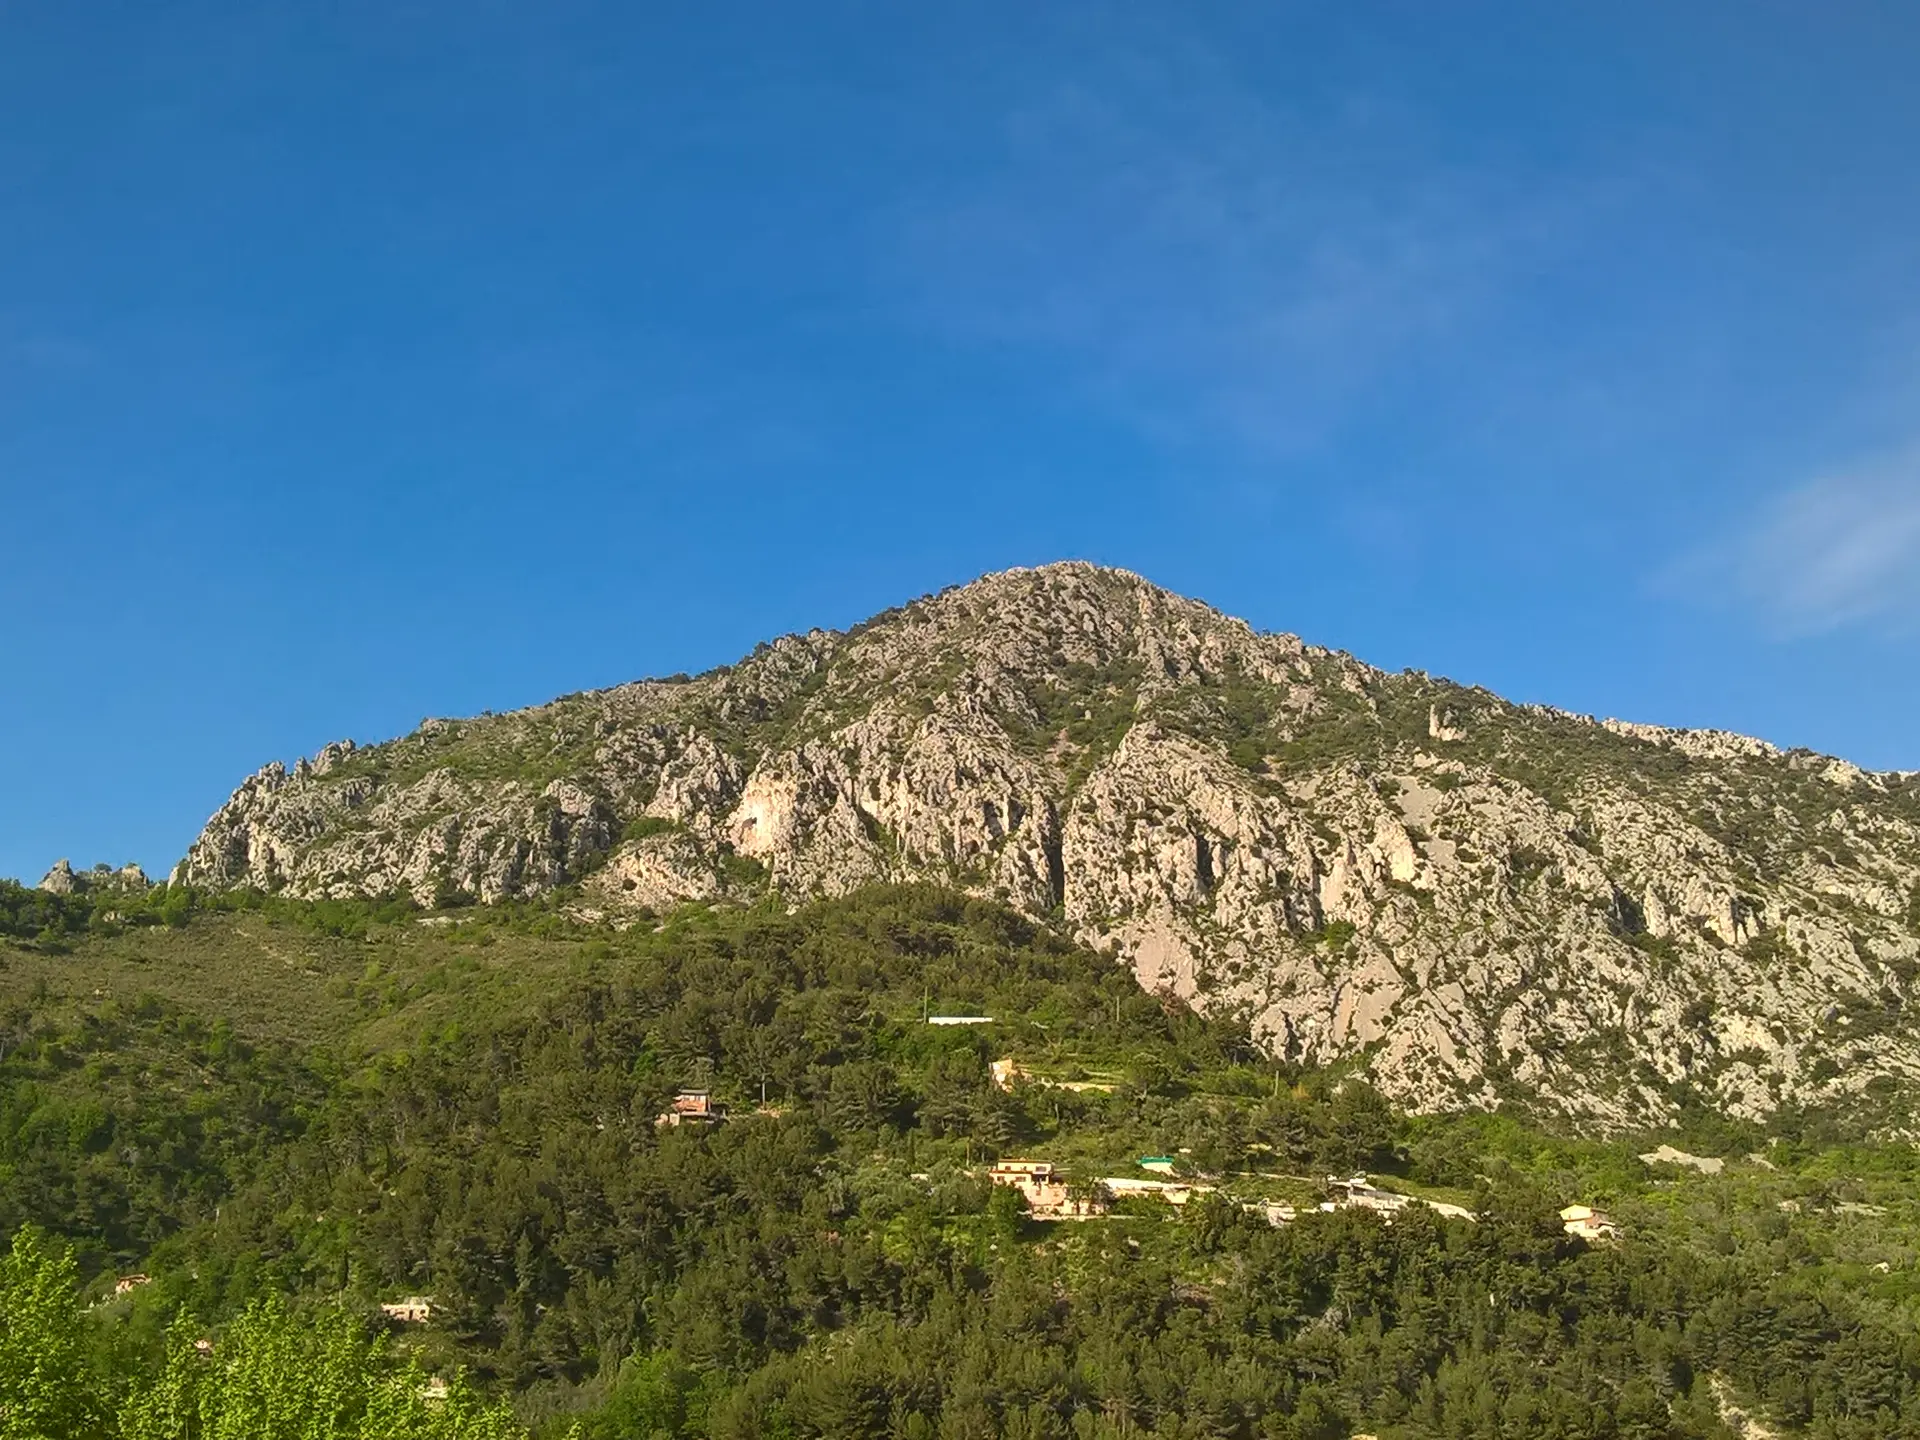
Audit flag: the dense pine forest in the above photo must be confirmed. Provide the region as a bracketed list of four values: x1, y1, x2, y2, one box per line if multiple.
[4, 878, 1920, 1438]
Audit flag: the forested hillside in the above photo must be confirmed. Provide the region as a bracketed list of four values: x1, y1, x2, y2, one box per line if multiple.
[5, 879, 1920, 1437]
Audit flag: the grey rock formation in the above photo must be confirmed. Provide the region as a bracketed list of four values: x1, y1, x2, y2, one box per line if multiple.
[39, 859, 151, 895]
[177, 563, 1920, 1127]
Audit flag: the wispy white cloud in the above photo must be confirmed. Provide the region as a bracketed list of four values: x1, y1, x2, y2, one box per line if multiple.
[884, 34, 1612, 461]
[1670, 448, 1920, 637]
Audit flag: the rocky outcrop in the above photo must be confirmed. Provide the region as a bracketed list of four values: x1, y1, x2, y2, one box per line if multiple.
[40, 859, 151, 895]
[176, 563, 1920, 1128]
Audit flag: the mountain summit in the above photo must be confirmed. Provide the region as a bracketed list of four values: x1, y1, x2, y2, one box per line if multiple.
[178, 562, 1920, 1126]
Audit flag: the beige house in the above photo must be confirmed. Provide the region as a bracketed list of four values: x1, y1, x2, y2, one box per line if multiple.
[114, 1274, 151, 1297]
[989, 1058, 1113, 1094]
[656, 1090, 727, 1128]
[1560, 1204, 1620, 1242]
[380, 1296, 434, 1324]
[986, 1160, 1108, 1218]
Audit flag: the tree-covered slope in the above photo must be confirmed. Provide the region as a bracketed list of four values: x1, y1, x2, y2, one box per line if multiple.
[6, 886, 1920, 1437]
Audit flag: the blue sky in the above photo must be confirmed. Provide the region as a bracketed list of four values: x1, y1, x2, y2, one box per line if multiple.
[4, 2, 1919, 883]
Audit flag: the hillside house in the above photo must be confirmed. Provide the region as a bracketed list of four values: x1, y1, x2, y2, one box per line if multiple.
[656, 1090, 727, 1128]
[986, 1160, 1108, 1218]
[114, 1274, 151, 1297]
[927, 1015, 994, 1026]
[1245, 1200, 1298, 1226]
[1314, 1178, 1472, 1223]
[1138, 1156, 1178, 1175]
[1560, 1204, 1620, 1242]
[989, 1058, 1113, 1094]
[1102, 1176, 1199, 1207]
[1328, 1176, 1411, 1214]
[380, 1296, 434, 1325]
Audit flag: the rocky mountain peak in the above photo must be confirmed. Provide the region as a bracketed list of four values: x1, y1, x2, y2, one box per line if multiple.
[175, 565, 1920, 1129]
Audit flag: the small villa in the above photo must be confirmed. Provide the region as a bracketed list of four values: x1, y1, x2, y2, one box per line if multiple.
[1560, 1204, 1620, 1242]
[656, 1090, 728, 1128]
[1137, 1156, 1178, 1175]
[380, 1296, 434, 1325]
[927, 1015, 994, 1026]
[114, 1274, 151, 1297]
[986, 1160, 1108, 1218]
[1328, 1176, 1412, 1214]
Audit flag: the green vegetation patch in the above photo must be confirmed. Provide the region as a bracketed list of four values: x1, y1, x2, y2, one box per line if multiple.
[4, 884, 1920, 1437]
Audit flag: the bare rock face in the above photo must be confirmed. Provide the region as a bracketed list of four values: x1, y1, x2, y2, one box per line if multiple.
[584, 829, 726, 913]
[176, 563, 1920, 1128]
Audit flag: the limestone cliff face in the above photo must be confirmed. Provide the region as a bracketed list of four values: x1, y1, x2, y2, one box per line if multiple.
[178, 563, 1920, 1127]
